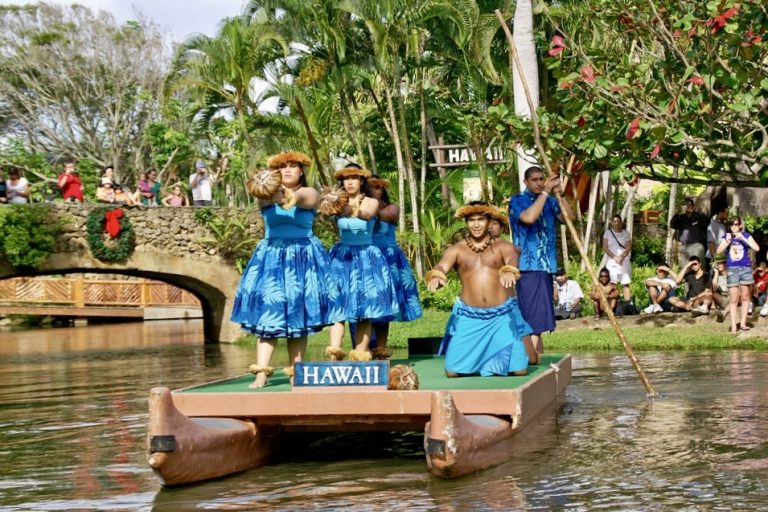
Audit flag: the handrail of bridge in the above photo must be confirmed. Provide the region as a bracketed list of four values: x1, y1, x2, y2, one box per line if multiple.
[0, 277, 199, 308]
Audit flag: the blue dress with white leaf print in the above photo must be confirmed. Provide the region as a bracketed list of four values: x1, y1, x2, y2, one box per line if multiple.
[372, 219, 423, 322]
[231, 205, 344, 338]
[328, 216, 399, 322]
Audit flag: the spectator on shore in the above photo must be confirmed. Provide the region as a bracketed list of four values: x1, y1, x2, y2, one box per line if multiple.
[57, 160, 84, 203]
[753, 261, 768, 307]
[602, 214, 633, 302]
[670, 197, 708, 267]
[590, 268, 619, 320]
[0, 167, 7, 204]
[668, 256, 713, 314]
[190, 159, 217, 206]
[137, 172, 153, 205]
[6, 167, 30, 204]
[162, 185, 190, 207]
[711, 255, 730, 321]
[642, 263, 677, 314]
[707, 206, 728, 270]
[113, 183, 138, 206]
[553, 268, 584, 320]
[717, 216, 760, 333]
[95, 178, 116, 203]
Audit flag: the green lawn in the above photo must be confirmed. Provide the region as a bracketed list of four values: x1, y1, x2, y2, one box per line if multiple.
[236, 309, 766, 355]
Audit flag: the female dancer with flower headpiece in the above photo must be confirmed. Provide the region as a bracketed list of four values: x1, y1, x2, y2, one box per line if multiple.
[320, 165, 400, 361]
[232, 151, 344, 388]
[365, 175, 422, 359]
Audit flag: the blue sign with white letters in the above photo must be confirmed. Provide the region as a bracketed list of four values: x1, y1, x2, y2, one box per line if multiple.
[294, 361, 389, 387]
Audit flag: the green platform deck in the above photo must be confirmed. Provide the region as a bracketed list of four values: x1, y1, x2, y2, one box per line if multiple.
[179, 354, 565, 394]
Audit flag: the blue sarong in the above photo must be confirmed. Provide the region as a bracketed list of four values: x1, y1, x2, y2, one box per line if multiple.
[438, 297, 533, 376]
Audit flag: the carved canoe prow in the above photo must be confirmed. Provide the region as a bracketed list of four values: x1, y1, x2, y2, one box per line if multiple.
[147, 387, 280, 487]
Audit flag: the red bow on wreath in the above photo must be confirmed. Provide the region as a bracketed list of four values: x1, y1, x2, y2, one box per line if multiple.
[104, 208, 124, 238]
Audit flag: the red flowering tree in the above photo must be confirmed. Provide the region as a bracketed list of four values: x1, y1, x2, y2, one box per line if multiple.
[496, 0, 767, 186]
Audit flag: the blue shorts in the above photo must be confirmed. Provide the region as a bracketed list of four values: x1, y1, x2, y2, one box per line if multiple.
[727, 266, 754, 287]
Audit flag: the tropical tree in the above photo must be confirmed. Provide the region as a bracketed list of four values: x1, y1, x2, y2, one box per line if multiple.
[512, 0, 768, 187]
[0, 3, 167, 179]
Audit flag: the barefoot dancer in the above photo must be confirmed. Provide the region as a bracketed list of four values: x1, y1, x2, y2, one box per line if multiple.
[323, 165, 399, 361]
[366, 175, 422, 359]
[232, 151, 344, 387]
[427, 203, 538, 377]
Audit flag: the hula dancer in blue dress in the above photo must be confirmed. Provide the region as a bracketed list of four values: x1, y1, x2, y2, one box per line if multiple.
[367, 175, 422, 359]
[426, 203, 538, 377]
[320, 165, 400, 361]
[232, 151, 344, 388]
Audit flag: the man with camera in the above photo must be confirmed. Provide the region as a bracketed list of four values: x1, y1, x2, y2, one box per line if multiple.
[189, 159, 217, 206]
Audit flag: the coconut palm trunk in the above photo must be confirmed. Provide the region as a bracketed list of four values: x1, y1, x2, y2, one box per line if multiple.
[512, 0, 540, 190]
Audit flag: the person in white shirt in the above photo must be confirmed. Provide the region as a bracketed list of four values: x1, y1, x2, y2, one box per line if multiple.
[6, 167, 30, 204]
[602, 215, 633, 302]
[706, 206, 728, 270]
[189, 159, 217, 206]
[642, 263, 678, 314]
[553, 268, 584, 320]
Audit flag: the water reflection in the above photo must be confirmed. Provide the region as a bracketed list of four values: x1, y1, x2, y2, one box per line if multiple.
[1, 323, 768, 510]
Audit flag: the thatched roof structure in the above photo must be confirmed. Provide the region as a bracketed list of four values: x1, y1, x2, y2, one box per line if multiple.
[696, 186, 768, 217]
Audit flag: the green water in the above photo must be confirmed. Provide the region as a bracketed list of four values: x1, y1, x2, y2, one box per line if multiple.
[2, 320, 768, 511]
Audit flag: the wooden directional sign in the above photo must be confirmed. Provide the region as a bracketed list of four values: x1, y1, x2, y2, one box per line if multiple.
[293, 361, 389, 391]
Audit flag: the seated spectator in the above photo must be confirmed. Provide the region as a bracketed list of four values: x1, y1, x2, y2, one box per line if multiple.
[95, 178, 115, 203]
[553, 268, 584, 320]
[711, 255, 730, 322]
[162, 185, 189, 207]
[753, 261, 768, 307]
[113, 184, 138, 206]
[590, 268, 619, 319]
[643, 263, 677, 314]
[668, 256, 713, 314]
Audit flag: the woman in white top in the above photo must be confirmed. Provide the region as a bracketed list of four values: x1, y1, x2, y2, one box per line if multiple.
[6, 167, 30, 204]
[602, 215, 633, 301]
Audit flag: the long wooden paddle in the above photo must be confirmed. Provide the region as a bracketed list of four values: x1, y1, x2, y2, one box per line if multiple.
[495, 10, 657, 397]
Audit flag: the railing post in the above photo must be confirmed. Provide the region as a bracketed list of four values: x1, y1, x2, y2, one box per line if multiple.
[73, 277, 85, 307]
[140, 279, 150, 307]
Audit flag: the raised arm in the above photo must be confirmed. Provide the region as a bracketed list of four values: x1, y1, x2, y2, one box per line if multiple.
[378, 203, 399, 224]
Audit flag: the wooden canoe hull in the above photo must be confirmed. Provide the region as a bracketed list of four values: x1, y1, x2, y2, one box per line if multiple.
[147, 387, 280, 487]
[425, 357, 570, 478]
[146, 355, 571, 485]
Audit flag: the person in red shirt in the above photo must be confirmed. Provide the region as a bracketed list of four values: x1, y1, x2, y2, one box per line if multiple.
[753, 261, 768, 306]
[57, 159, 84, 202]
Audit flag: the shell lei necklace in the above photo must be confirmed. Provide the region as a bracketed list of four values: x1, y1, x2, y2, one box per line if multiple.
[465, 235, 492, 253]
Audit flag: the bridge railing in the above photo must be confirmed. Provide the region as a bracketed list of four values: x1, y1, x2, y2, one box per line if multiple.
[0, 277, 199, 308]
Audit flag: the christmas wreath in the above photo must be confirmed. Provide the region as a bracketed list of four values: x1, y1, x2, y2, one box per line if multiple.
[86, 206, 136, 262]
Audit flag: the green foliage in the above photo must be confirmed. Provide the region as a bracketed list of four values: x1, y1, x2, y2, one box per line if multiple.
[0, 205, 61, 268]
[743, 215, 768, 235]
[418, 275, 461, 312]
[533, 0, 768, 186]
[312, 217, 338, 250]
[85, 207, 136, 262]
[631, 235, 666, 268]
[194, 207, 259, 272]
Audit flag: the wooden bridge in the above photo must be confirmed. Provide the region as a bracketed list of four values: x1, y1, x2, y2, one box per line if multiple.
[0, 277, 201, 319]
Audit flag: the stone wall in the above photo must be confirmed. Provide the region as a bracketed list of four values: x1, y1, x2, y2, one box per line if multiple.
[50, 204, 263, 264]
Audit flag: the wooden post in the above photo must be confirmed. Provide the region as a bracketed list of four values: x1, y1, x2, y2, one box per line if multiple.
[496, 10, 657, 397]
[73, 276, 85, 307]
[140, 279, 151, 307]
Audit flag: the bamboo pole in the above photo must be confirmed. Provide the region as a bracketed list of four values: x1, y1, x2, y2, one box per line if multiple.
[495, 10, 657, 397]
